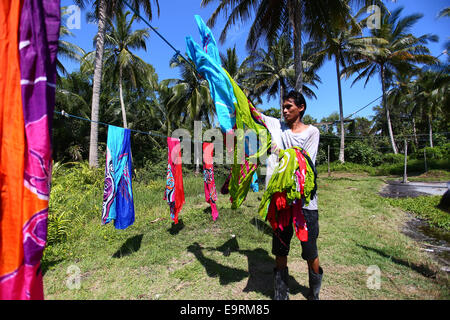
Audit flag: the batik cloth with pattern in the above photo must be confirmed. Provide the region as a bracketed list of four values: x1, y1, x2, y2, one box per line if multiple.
[186, 15, 271, 209]
[0, 0, 60, 300]
[259, 147, 317, 242]
[251, 173, 259, 192]
[164, 137, 185, 224]
[203, 142, 218, 221]
[102, 125, 135, 229]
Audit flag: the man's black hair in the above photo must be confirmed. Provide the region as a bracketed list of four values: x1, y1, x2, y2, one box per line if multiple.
[283, 90, 307, 119]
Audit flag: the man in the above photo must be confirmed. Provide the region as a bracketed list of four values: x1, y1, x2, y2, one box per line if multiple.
[261, 90, 322, 300]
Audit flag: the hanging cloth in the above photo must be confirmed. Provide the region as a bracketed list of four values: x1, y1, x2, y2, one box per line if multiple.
[186, 15, 272, 209]
[251, 172, 259, 192]
[164, 137, 185, 224]
[259, 147, 317, 242]
[203, 142, 219, 221]
[0, 0, 60, 300]
[102, 125, 135, 229]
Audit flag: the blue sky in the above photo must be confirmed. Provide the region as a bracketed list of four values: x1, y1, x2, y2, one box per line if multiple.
[60, 0, 449, 123]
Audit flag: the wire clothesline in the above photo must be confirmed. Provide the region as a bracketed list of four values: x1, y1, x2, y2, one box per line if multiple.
[55, 110, 207, 143]
[122, 0, 199, 75]
[56, 109, 449, 146]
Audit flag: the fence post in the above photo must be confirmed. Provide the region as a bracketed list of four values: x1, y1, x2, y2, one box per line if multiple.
[424, 147, 428, 173]
[328, 145, 331, 177]
[402, 139, 408, 184]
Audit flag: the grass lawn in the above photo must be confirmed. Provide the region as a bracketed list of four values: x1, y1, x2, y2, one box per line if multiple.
[42, 168, 450, 300]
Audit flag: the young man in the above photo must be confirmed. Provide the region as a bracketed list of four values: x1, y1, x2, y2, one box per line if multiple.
[261, 90, 322, 300]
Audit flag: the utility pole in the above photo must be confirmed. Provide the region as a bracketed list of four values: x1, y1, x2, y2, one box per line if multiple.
[328, 145, 331, 177]
[402, 139, 408, 184]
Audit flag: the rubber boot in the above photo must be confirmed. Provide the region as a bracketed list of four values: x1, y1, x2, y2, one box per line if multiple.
[307, 266, 323, 300]
[273, 267, 289, 300]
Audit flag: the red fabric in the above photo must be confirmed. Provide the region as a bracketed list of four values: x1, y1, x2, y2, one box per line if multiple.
[292, 200, 308, 242]
[165, 137, 185, 224]
[203, 142, 218, 221]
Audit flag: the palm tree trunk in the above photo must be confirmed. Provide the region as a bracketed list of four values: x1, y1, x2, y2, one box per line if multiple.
[335, 55, 345, 163]
[412, 116, 418, 146]
[428, 115, 433, 148]
[88, 0, 107, 168]
[381, 64, 398, 154]
[119, 64, 128, 129]
[289, 0, 303, 93]
[279, 82, 285, 121]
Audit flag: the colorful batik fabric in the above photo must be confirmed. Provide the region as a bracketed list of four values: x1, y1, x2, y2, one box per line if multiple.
[102, 125, 135, 230]
[251, 173, 259, 192]
[0, 0, 60, 300]
[203, 142, 218, 221]
[164, 137, 185, 224]
[186, 15, 272, 209]
[185, 15, 236, 134]
[259, 147, 317, 242]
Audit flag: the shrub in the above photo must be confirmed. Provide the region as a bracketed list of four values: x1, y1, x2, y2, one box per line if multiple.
[413, 144, 450, 160]
[48, 161, 104, 245]
[382, 153, 405, 164]
[316, 161, 377, 175]
[345, 141, 383, 166]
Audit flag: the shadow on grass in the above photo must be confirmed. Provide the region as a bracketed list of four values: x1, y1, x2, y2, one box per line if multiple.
[196, 237, 309, 299]
[357, 244, 437, 278]
[41, 259, 64, 276]
[249, 217, 273, 236]
[168, 219, 184, 235]
[112, 234, 143, 258]
[187, 242, 248, 285]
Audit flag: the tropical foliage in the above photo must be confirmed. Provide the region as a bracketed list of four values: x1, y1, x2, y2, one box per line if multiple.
[54, 1, 448, 172]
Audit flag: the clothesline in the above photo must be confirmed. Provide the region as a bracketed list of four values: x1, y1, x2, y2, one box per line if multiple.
[54, 109, 203, 143]
[55, 110, 449, 145]
[122, 0, 200, 77]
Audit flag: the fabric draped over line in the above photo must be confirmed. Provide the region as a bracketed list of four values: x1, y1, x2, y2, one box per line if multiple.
[102, 125, 135, 230]
[0, 0, 60, 299]
[164, 137, 185, 224]
[186, 15, 271, 209]
[251, 173, 259, 192]
[203, 142, 218, 221]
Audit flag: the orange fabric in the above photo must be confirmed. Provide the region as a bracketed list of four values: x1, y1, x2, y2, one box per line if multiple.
[0, 0, 26, 278]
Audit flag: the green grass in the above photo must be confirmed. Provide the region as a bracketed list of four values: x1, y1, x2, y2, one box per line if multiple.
[317, 160, 450, 178]
[43, 165, 450, 300]
[386, 196, 450, 230]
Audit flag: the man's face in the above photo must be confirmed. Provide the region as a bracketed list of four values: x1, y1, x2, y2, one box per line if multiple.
[282, 98, 304, 123]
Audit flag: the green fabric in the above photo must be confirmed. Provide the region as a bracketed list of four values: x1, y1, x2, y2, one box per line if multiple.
[224, 70, 272, 209]
[258, 147, 316, 220]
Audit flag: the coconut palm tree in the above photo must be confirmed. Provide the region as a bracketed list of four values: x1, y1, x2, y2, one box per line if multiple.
[306, 6, 388, 162]
[57, 8, 85, 78]
[342, 7, 438, 154]
[220, 46, 263, 106]
[168, 56, 215, 128]
[408, 68, 450, 148]
[305, 7, 363, 163]
[74, 0, 160, 167]
[200, 0, 382, 98]
[248, 35, 321, 120]
[386, 73, 415, 145]
[103, 11, 151, 129]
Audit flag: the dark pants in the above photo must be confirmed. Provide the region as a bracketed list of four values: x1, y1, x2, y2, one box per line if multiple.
[272, 209, 319, 261]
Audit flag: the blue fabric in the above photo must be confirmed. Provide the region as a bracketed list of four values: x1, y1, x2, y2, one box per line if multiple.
[185, 15, 236, 133]
[251, 172, 259, 192]
[102, 125, 135, 229]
